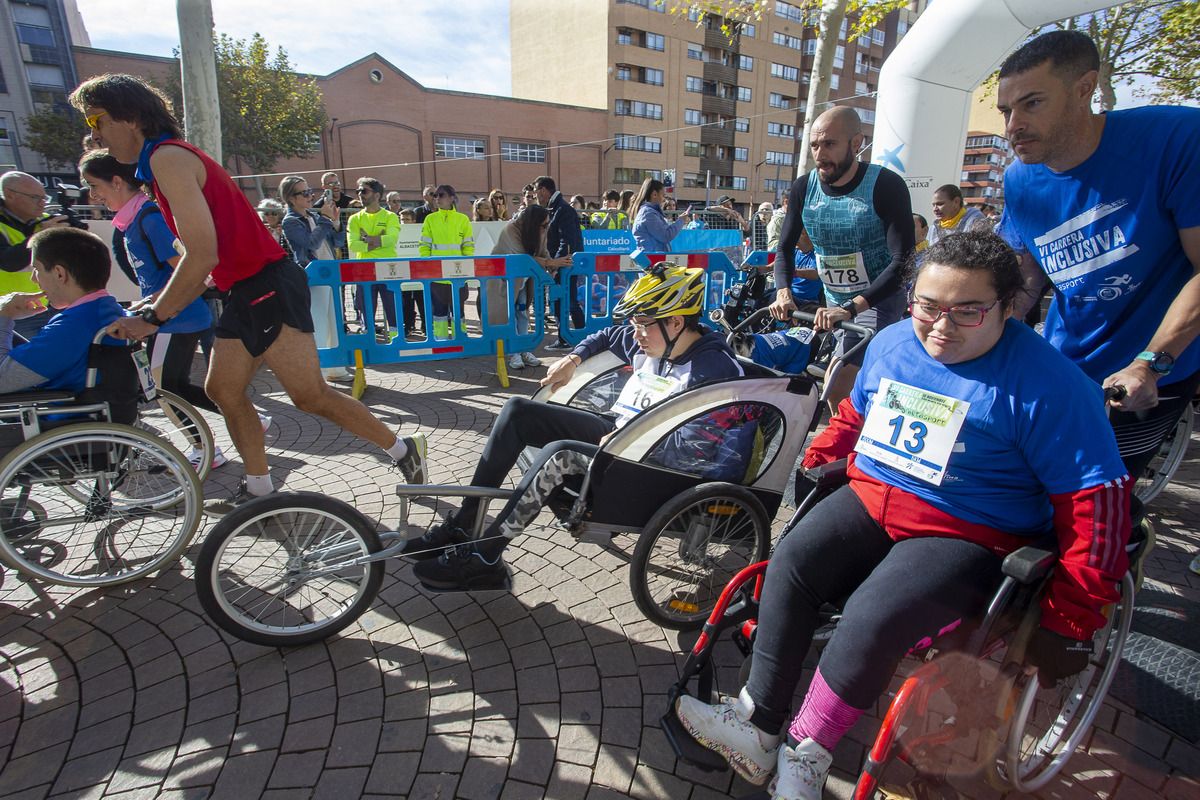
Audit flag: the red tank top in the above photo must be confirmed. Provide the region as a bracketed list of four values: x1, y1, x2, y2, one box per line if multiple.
[151, 139, 286, 290]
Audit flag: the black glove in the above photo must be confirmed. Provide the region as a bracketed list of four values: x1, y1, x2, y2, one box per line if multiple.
[1028, 627, 1093, 688]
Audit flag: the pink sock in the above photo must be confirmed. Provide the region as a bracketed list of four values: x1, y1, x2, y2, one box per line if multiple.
[788, 667, 867, 752]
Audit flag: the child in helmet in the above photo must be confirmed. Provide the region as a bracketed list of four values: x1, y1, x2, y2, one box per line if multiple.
[408, 264, 745, 591]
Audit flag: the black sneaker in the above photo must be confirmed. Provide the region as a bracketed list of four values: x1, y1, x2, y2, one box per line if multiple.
[391, 433, 428, 484]
[399, 517, 469, 561]
[413, 542, 508, 590]
[545, 337, 572, 352]
[204, 480, 265, 518]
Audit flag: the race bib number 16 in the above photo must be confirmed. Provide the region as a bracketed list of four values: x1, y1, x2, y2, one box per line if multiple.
[854, 378, 969, 485]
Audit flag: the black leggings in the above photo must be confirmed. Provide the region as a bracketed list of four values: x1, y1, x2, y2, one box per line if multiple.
[745, 486, 1002, 729]
[147, 331, 220, 414]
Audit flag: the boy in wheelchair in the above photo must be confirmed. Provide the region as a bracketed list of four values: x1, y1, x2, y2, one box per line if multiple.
[404, 263, 746, 590]
[0, 228, 126, 449]
[674, 231, 1131, 799]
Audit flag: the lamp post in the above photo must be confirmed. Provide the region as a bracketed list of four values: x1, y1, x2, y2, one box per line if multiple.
[753, 158, 767, 208]
[324, 117, 337, 171]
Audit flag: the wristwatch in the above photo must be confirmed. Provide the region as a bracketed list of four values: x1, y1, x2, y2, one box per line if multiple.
[1135, 350, 1175, 376]
[839, 299, 859, 319]
[140, 307, 168, 328]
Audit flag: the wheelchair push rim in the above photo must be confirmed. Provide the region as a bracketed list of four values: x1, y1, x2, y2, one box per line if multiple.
[0, 423, 202, 587]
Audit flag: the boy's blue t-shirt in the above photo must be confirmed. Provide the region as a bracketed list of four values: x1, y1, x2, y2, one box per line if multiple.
[850, 318, 1127, 536]
[998, 106, 1200, 386]
[124, 205, 212, 335]
[10, 296, 127, 392]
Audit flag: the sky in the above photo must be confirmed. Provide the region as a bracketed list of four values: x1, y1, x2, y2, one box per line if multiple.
[73, 0, 515, 97]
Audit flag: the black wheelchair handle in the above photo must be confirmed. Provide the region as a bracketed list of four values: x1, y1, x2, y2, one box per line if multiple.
[1104, 385, 1127, 402]
[790, 309, 875, 363]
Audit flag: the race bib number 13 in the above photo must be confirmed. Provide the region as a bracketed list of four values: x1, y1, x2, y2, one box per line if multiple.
[854, 378, 969, 485]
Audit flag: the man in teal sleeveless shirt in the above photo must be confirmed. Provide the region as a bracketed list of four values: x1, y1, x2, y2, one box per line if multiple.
[772, 106, 915, 412]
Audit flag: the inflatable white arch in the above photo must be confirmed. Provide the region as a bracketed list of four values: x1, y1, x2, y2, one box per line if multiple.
[872, 0, 1123, 211]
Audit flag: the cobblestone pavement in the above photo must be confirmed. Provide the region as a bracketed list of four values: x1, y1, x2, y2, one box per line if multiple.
[0, 348, 1197, 800]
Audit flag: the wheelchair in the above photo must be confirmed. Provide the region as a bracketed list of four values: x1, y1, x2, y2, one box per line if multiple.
[660, 460, 1146, 799]
[193, 310, 871, 646]
[0, 328, 203, 587]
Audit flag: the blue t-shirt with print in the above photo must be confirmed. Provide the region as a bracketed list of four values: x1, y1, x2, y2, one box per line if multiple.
[850, 319, 1126, 536]
[124, 204, 212, 334]
[998, 106, 1200, 386]
[10, 295, 127, 392]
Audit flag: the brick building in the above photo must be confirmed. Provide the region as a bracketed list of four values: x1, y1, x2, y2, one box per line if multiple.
[959, 130, 1012, 210]
[70, 48, 607, 207]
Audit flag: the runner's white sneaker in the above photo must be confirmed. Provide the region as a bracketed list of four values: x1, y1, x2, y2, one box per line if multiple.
[520, 352, 542, 367]
[259, 413, 273, 432]
[675, 687, 780, 785]
[507, 353, 524, 371]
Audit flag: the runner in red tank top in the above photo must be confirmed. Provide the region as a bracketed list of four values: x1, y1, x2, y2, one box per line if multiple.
[69, 74, 428, 514]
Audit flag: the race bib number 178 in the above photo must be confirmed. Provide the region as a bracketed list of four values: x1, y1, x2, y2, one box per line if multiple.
[854, 378, 969, 485]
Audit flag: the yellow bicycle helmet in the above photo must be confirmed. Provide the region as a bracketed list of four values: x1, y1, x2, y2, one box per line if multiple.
[613, 263, 706, 319]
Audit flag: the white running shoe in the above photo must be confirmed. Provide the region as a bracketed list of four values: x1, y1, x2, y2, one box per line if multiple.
[189, 446, 230, 471]
[768, 738, 833, 800]
[674, 687, 780, 785]
[210, 446, 229, 469]
[259, 413, 273, 432]
[507, 353, 524, 371]
[520, 351, 542, 367]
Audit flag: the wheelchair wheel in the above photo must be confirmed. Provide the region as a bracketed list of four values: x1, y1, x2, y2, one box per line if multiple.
[1001, 572, 1134, 792]
[195, 492, 385, 647]
[629, 483, 770, 631]
[0, 423, 202, 586]
[1134, 407, 1192, 503]
[136, 390, 216, 485]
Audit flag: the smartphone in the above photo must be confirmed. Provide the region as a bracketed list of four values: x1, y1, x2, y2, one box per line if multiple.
[685, 205, 694, 215]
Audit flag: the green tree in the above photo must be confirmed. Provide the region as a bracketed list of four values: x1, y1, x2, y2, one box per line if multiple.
[21, 106, 89, 172]
[162, 33, 327, 198]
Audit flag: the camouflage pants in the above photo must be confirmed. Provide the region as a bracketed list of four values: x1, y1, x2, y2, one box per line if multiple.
[497, 447, 594, 540]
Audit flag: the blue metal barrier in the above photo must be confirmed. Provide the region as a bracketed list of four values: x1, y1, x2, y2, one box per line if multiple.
[551, 251, 741, 346]
[305, 256, 554, 371]
[742, 250, 777, 270]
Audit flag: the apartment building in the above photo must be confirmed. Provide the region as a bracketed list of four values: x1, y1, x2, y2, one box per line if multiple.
[511, 0, 920, 212]
[960, 131, 1012, 209]
[0, 0, 87, 175]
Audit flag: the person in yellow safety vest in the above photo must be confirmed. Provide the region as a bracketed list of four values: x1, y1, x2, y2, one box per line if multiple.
[0, 172, 73, 340]
[348, 177, 401, 342]
[590, 190, 629, 230]
[418, 184, 474, 340]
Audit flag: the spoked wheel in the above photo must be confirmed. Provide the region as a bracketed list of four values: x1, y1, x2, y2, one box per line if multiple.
[0, 423, 202, 586]
[195, 492, 385, 647]
[136, 390, 217, 484]
[629, 483, 769, 630]
[999, 573, 1134, 792]
[1134, 407, 1193, 503]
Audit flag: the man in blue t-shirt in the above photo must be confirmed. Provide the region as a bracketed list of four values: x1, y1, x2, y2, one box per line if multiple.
[0, 227, 125, 398]
[997, 30, 1200, 480]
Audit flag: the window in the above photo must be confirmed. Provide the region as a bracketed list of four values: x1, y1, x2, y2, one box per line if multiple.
[775, 32, 804, 51]
[855, 52, 868, 75]
[771, 63, 798, 81]
[769, 93, 792, 109]
[766, 150, 793, 166]
[615, 100, 663, 119]
[502, 142, 546, 163]
[830, 74, 840, 90]
[688, 43, 702, 60]
[764, 178, 790, 194]
[0, 123, 8, 141]
[734, 147, 748, 162]
[685, 109, 701, 125]
[898, 20, 909, 36]
[647, 33, 664, 51]
[839, 18, 848, 39]
[776, 1, 805, 23]
[856, 108, 876, 124]
[742, 23, 756, 38]
[435, 136, 485, 160]
[683, 172, 703, 188]
[617, 66, 631, 81]
[618, 30, 632, 46]
[684, 141, 701, 157]
[614, 167, 661, 184]
[872, 29, 886, 46]
[735, 117, 750, 132]
[15, 24, 55, 47]
[615, 135, 662, 153]
[26, 64, 65, 88]
[737, 87, 752, 102]
[833, 45, 845, 69]
[739, 55, 754, 71]
[856, 80, 868, 96]
[858, 34, 872, 48]
[687, 76, 703, 92]
[646, 68, 664, 85]
[803, 39, 817, 55]
[961, 171, 970, 182]
[768, 122, 795, 138]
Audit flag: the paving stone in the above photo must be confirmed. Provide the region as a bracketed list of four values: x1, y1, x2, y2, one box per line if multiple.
[558, 724, 601, 767]
[508, 736, 556, 784]
[408, 772, 461, 800]
[325, 718, 381, 767]
[280, 715, 335, 753]
[311, 766, 369, 799]
[210, 750, 275, 798]
[267, 752, 325, 789]
[545, 761, 593, 800]
[458, 756, 508, 800]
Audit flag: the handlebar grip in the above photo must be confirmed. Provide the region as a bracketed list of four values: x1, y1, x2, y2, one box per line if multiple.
[1104, 385, 1127, 402]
